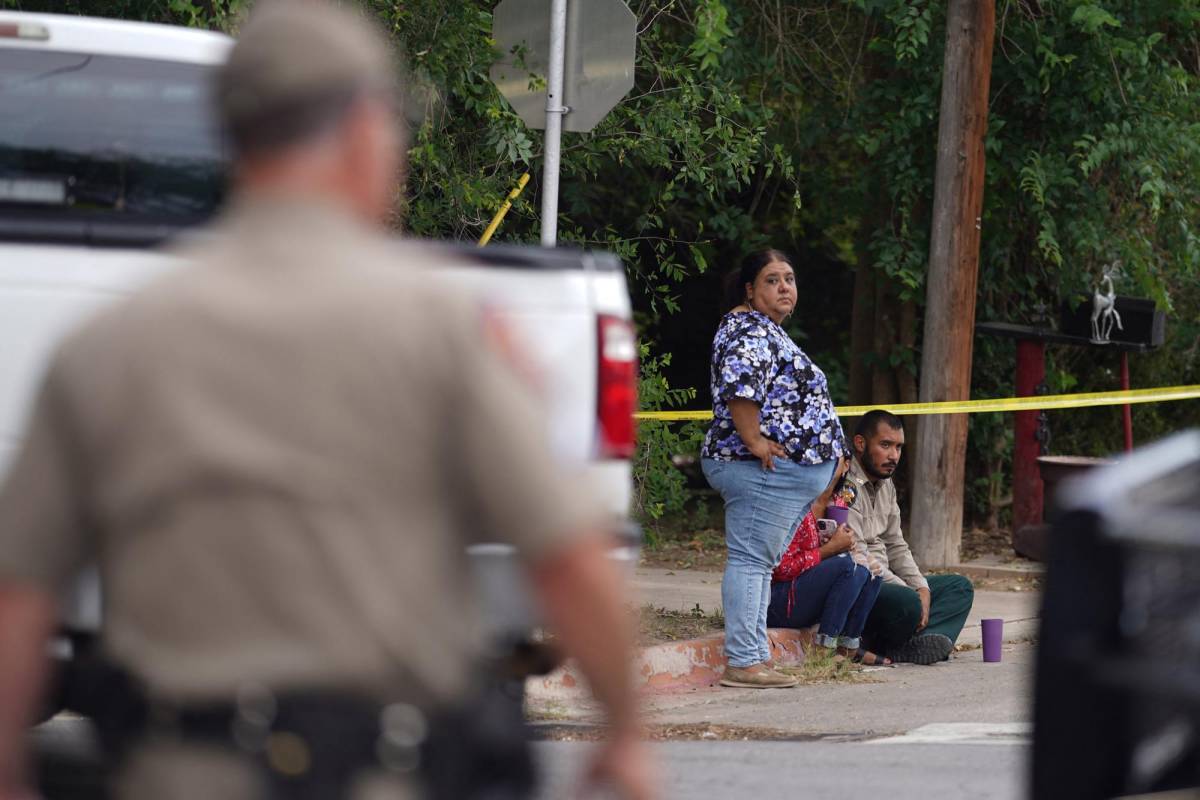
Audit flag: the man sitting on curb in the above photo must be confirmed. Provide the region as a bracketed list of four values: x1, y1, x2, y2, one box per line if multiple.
[844, 410, 975, 664]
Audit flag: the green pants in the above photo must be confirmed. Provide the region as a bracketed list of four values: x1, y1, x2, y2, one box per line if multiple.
[862, 573, 974, 656]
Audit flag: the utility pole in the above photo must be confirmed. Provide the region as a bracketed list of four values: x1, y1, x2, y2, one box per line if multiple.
[909, 0, 996, 568]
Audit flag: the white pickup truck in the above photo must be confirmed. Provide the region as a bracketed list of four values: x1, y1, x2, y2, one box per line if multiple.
[0, 11, 639, 699]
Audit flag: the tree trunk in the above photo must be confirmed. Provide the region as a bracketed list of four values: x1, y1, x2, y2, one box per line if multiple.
[909, 0, 996, 568]
[896, 298, 920, 509]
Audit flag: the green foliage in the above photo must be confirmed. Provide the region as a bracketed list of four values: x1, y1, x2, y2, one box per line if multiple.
[632, 346, 704, 538]
[888, 1, 934, 61]
[689, 0, 735, 71]
[1070, 4, 1122, 35]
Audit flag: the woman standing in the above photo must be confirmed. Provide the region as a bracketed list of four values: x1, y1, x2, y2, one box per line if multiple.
[702, 249, 847, 688]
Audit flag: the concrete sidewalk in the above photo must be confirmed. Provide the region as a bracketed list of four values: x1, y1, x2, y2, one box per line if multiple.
[526, 565, 1041, 704]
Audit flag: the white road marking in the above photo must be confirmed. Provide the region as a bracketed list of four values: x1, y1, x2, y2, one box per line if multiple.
[865, 722, 1031, 746]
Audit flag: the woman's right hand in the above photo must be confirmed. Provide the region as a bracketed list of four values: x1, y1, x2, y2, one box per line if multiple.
[745, 436, 787, 471]
[824, 524, 854, 555]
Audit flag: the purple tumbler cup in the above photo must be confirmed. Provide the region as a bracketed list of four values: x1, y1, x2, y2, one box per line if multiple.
[981, 618, 1004, 662]
[826, 506, 850, 526]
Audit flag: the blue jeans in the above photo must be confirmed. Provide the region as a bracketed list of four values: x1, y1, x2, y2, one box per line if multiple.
[702, 457, 836, 668]
[767, 557, 884, 649]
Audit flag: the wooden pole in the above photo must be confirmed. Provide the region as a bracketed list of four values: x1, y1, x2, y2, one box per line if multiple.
[1012, 339, 1046, 532]
[908, 0, 996, 568]
[1120, 352, 1133, 451]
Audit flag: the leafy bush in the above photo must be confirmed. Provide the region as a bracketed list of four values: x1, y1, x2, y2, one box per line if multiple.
[632, 347, 705, 542]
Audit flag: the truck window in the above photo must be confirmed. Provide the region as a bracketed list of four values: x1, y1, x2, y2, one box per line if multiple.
[0, 48, 226, 227]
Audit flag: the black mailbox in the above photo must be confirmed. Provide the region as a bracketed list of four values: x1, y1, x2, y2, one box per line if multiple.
[1060, 296, 1166, 349]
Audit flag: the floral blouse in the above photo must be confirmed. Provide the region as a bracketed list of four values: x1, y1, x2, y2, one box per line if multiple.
[701, 310, 846, 465]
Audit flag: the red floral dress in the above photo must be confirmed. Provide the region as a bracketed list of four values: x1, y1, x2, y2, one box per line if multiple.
[772, 513, 821, 583]
[772, 497, 849, 583]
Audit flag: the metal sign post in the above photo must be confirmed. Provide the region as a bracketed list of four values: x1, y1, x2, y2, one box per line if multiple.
[491, 0, 636, 247]
[540, 0, 567, 247]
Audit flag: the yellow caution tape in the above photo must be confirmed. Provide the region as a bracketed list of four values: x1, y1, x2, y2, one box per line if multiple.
[478, 172, 530, 247]
[635, 384, 1200, 422]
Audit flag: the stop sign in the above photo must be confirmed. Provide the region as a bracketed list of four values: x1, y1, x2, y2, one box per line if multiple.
[490, 0, 636, 133]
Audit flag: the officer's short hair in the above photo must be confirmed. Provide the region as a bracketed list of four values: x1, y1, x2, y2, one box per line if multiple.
[216, 0, 401, 157]
[854, 409, 904, 439]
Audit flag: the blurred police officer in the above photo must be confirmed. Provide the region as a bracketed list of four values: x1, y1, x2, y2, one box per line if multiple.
[0, 2, 654, 799]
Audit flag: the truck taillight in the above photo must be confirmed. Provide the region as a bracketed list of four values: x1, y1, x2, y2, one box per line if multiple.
[0, 22, 50, 40]
[597, 314, 637, 459]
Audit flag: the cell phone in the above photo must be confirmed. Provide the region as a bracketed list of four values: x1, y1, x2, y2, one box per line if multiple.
[816, 518, 838, 536]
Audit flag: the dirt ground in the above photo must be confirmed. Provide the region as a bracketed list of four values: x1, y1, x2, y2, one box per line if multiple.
[636, 603, 724, 646]
[959, 525, 1017, 561]
[639, 526, 725, 572]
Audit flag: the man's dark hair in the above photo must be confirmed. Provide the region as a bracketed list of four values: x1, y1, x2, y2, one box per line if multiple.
[213, 0, 401, 159]
[854, 409, 904, 439]
[221, 85, 367, 157]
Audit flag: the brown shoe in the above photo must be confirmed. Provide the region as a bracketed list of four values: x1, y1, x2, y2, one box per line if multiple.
[719, 662, 799, 688]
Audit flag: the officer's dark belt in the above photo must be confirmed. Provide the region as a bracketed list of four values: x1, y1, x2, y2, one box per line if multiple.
[163, 691, 397, 800]
[69, 658, 535, 800]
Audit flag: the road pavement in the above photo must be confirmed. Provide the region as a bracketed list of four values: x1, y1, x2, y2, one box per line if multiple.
[535, 737, 1029, 799]
[32, 714, 1030, 800]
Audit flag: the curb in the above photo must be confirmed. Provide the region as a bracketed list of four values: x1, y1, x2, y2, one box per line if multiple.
[526, 628, 813, 701]
[954, 563, 1045, 580]
[527, 614, 1042, 702]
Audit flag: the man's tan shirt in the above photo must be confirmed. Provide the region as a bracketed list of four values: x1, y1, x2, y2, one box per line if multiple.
[0, 196, 597, 707]
[844, 457, 928, 591]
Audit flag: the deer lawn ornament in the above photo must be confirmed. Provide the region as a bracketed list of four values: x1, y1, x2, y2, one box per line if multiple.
[1090, 271, 1123, 344]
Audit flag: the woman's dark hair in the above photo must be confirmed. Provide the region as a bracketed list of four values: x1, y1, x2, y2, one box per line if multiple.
[723, 249, 795, 310]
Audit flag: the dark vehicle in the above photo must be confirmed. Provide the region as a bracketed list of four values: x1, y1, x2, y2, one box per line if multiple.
[1033, 430, 1200, 798]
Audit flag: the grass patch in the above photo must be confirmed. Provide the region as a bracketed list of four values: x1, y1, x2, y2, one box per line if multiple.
[636, 602, 724, 646]
[775, 647, 880, 685]
[525, 699, 574, 722]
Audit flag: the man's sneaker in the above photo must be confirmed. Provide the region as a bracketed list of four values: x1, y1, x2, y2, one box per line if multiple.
[719, 663, 799, 688]
[890, 633, 954, 665]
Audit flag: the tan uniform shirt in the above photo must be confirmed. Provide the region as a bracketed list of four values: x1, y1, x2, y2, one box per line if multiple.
[0, 196, 598, 709]
[844, 457, 928, 591]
